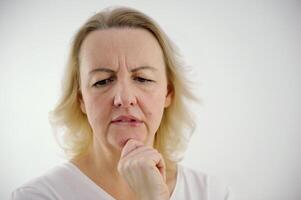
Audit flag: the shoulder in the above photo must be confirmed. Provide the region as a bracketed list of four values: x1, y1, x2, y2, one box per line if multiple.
[173, 164, 230, 200]
[11, 186, 52, 200]
[11, 162, 76, 200]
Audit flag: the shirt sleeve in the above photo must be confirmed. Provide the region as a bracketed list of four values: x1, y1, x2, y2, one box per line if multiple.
[11, 187, 51, 200]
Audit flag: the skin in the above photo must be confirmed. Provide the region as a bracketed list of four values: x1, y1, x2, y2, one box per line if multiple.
[72, 27, 176, 200]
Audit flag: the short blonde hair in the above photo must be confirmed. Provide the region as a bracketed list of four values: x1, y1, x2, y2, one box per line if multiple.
[50, 6, 198, 167]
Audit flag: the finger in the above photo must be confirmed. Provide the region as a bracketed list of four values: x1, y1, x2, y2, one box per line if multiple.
[122, 145, 156, 160]
[136, 151, 166, 181]
[122, 145, 164, 170]
[156, 154, 166, 181]
[120, 139, 144, 158]
[121, 147, 166, 180]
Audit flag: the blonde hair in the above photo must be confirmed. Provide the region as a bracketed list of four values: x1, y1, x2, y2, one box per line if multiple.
[50, 6, 198, 167]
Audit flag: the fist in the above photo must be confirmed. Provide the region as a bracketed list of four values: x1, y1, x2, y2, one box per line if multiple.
[117, 139, 169, 200]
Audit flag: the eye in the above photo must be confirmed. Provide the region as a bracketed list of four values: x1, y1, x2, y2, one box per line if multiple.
[133, 77, 154, 83]
[93, 77, 115, 87]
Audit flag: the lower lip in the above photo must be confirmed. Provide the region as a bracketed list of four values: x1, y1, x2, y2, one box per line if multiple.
[111, 121, 143, 127]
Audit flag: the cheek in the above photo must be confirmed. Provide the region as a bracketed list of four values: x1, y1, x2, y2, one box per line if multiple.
[84, 94, 111, 129]
[141, 91, 167, 130]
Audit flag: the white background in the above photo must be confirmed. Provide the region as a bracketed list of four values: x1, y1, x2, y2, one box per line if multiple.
[1, 0, 300, 200]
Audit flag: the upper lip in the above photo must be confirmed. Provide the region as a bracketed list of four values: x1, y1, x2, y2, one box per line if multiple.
[111, 115, 143, 123]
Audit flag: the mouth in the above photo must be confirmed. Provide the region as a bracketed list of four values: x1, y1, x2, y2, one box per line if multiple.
[111, 115, 143, 127]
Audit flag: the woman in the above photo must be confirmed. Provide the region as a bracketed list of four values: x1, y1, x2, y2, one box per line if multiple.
[12, 6, 229, 200]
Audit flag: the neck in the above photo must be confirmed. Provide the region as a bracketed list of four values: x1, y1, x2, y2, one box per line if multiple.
[71, 139, 123, 181]
[71, 141, 138, 199]
[70, 139, 178, 198]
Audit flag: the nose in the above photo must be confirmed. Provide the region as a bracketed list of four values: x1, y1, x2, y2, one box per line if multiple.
[113, 82, 137, 108]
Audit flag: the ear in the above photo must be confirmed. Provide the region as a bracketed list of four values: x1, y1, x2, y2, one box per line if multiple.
[78, 91, 86, 114]
[164, 83, 173, 108]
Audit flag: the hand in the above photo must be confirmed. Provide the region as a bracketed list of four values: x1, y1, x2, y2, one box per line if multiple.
[117, 139, 170, 200]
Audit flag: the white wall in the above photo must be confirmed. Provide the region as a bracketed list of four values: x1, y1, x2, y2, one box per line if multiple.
[1, 0, 300, 199]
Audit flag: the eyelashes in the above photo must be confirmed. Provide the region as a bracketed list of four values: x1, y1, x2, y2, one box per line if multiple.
[133, 77, 154, 83]
[93, 77, 115, 87]
[92, 76, 154, 88]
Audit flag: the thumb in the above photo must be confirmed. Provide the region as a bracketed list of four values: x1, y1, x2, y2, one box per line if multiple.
[120, 139, 144, 158]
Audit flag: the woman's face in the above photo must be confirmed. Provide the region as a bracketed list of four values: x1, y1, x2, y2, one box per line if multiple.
[79, 28, 172, 151]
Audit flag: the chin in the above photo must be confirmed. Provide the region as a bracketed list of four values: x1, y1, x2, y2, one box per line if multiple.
[111, 134, 146, 149]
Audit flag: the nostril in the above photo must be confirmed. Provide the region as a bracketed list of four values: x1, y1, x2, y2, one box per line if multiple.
[113, 97, 136, 108]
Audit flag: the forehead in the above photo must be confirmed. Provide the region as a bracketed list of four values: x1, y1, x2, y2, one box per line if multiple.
[79, 28, 165, 70]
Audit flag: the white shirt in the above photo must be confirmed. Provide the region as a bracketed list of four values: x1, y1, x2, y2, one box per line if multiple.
[11, 162, 230, 200]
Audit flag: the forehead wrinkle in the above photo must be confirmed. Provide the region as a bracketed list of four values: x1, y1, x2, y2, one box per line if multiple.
[81, 28, 165, 78]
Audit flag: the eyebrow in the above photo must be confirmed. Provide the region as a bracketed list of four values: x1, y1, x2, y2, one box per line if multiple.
[89, 66, 157, 75]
